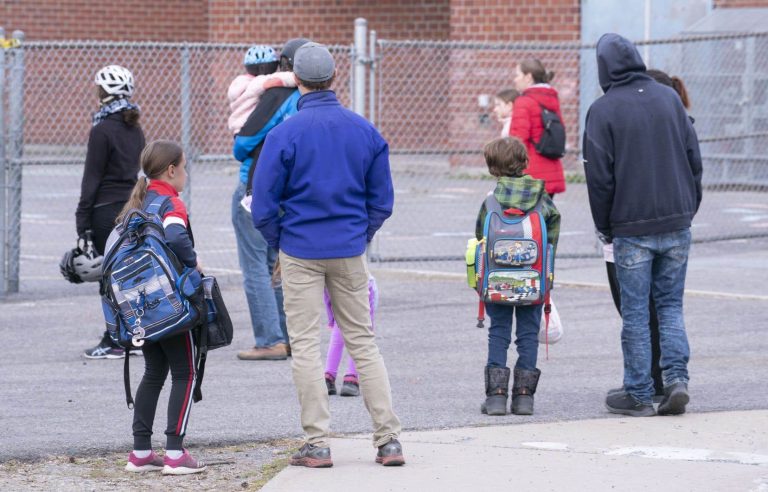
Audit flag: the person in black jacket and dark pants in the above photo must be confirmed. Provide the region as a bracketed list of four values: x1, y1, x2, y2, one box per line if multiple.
[77, 65, 145, 359]
[583, 34, 703, 418]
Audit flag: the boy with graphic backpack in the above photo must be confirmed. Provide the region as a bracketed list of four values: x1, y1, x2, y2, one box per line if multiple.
[468, 137, 560, 416]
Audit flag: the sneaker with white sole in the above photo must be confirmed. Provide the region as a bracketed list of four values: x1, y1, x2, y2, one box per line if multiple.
[125, 451, 164, 472]
[162, 450, 206, 475]
[84, 338, 125, 359]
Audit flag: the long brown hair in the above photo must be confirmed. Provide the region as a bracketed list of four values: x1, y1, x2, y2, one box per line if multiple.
[519, 59, 555, 84]
[98, 87, 140, 127]
[116, 140, 184, 224]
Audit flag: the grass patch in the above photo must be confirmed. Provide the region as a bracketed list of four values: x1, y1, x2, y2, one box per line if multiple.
[247, 455, 292, 491]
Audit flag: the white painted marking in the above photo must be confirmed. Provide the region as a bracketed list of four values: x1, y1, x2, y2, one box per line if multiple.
[429, 194, 459, 199]
[203, 267, 243, 275]
[605, 446, 768, 466]
[521, 441, 569, 451]
[432, 232, 471, 237]
[741, 215, 768, 222]
[724, 208, 762, 214]
[21, 254, 60, 261]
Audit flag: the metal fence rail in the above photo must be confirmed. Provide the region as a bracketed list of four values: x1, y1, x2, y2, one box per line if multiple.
[1, 21, 767, 296]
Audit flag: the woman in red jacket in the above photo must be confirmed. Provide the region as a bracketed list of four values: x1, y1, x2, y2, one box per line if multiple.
[510, 59, 566, 197]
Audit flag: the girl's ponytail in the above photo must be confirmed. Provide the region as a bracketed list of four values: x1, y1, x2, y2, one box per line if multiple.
[116, 176, 149, 224]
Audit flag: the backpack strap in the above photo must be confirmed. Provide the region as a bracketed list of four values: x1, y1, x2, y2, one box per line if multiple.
[124, 347, 134, 409]
[193, 297, 209, 403]
[146, 195, 168, 216]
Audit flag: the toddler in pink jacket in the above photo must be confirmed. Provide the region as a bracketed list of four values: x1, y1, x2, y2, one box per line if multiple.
[227, 45, 297, 134]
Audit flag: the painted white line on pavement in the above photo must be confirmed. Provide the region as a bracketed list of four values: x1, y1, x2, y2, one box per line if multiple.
[373, 269, 768, 302]
[522, 442, 570, 451]
[605, 447, 768, 466]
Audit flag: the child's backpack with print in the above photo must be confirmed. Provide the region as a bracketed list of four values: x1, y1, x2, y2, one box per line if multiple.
[467, 194, 554, 314]
[100, 197, 205, 406]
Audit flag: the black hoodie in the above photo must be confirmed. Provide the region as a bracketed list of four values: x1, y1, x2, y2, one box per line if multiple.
[583, 33, 703, 239]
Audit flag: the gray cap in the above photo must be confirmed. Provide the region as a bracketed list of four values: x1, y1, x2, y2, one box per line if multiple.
[293, 42, 335, 83]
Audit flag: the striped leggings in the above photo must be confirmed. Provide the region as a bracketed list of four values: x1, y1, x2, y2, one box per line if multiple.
[132, 331, 197, 451]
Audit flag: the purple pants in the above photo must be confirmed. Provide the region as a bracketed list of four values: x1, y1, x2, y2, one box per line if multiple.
[324, 276, 378, 379]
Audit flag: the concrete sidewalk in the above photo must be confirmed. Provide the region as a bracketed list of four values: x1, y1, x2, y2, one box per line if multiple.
[263, 410, 768, 492]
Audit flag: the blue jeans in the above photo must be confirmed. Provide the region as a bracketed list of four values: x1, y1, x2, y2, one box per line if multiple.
[485, 302, 542, 370]
[231, 182, 287, 347]
[614, 229, 691, 405]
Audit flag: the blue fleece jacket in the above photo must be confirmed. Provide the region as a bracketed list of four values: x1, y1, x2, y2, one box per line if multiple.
[250, 90, 394, 259]
[583, 33, 703, 239]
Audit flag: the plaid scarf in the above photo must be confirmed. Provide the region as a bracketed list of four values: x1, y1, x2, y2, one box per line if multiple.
[92, 98, 140, 126]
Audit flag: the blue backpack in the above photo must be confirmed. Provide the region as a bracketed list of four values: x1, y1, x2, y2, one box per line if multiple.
[101, 196, 205, 406]
[467, 195, 554, 329]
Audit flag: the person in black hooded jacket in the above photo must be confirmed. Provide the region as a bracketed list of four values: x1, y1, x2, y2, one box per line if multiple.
[583, 33, 703, 418]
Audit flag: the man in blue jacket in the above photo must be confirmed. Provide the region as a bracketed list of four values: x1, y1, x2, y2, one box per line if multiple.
[232, 38, 309, 361]
[251, 43, 404, 468]
[584, 33, 703, 418]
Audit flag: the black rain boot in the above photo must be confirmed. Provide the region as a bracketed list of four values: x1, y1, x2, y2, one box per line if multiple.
[480, 366, 510, 416]
[511, 367, 541, 415]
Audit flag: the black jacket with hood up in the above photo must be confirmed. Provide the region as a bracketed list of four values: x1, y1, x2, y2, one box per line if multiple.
[583, 33, 703, 239]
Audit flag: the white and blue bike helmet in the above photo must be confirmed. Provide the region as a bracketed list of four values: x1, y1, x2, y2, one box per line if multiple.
[244, 45, 278, 66]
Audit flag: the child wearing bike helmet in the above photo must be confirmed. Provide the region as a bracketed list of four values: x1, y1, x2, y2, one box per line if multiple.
[78, 65, 145, 360]
[227, 44, 297, 134]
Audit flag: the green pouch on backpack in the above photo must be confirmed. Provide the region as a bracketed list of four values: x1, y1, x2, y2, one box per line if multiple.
[466, 238, 480, 289]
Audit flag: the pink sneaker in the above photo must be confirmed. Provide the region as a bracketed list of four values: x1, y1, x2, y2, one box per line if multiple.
[161, 450, 206, 475]
[125, 451, 164, 472]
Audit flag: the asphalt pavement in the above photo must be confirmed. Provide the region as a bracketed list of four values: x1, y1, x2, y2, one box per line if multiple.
[1, 238, 767, 463]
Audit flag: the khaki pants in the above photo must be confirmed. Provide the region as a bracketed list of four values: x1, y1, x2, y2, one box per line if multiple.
[279, 251, 401, 448]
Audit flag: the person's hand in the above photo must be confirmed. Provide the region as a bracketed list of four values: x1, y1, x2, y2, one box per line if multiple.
[596, 231, 613, 245]
[195, 259, 205, 275]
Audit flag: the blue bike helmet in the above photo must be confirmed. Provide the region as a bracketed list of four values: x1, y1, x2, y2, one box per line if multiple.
[244, 45, 278, 66]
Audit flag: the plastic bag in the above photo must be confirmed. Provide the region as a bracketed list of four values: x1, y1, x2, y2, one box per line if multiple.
[538, 299, 563, 344]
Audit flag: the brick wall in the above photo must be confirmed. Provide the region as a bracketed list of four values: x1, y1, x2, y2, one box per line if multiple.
[449, 0, 581, 42]
[208, 0, 450, 45]
[713, 0, 768, 7]
[1, 0, 208, 41]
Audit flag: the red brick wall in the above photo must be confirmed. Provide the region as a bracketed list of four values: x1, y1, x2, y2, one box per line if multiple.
[713, 0, 768, 7]
[449, 0, 581, 42]
[1, 0, 209, 41]
[208, 0, 450, 45]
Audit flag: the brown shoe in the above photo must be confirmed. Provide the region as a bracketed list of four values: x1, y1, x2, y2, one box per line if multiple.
[237, 343, 288, 360]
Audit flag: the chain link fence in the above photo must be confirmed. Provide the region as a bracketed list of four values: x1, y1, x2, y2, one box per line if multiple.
[2, 24, 767, 296]
[369, 32, 768, 268]
[0, 38, 352, 296]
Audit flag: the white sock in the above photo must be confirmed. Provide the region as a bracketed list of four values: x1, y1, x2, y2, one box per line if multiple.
[133, 449, 151, 459]
[165, 450, 183, 459]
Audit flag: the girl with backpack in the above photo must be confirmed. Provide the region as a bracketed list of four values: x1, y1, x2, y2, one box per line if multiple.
[510, 59, 566, 197]
[117, 140, 206, 475]
[78, 65, 145, 359]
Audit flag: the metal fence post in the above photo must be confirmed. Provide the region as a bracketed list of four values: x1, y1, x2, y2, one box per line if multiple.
[353, 18, 367, 118]
[6, 30, 24, 294]
[0, 27, 6, 296]
[369, 29, 377, 126]
[180, 44, 192, 208]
